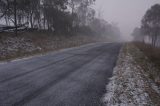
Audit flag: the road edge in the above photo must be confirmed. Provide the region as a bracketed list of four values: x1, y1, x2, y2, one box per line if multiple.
[102, 43, 160, 106]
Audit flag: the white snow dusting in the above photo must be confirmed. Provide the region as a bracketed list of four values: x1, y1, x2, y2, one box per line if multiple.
[103, 44, 160, 106]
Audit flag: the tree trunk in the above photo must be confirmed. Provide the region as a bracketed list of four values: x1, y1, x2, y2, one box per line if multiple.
[152, 34, 158, 47]
[43, 16, 46, 29]
[14, 0, 18, 36]
[38, 17, 41, 29]
[5, 16, 9, 25]
[30, 12, 33, 28]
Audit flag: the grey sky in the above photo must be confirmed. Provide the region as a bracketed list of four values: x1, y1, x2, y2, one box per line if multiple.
[94, 0, 160, 40]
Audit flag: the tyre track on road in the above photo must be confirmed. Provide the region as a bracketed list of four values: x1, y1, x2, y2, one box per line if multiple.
[13, 50, 106, 106]
[0, 44, 105, 85]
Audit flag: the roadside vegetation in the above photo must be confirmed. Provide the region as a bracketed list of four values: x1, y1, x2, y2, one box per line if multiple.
[132, 4, 160, 47]
[0, 32, 101, 61]
[104, 43, 160, 106]
[132, 4, 160, 86]
[0, 0, 121, 61]
[134, 42, 160, 71]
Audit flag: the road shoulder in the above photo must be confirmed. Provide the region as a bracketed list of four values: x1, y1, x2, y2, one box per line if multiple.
[103, 43, 160, 106]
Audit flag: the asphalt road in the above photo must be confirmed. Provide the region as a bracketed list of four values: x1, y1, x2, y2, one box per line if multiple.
[0, 43, 121, 106]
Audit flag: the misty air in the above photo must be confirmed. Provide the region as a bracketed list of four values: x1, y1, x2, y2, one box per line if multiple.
[0, 0, 160, 106]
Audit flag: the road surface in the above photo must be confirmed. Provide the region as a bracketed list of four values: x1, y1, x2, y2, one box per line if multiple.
[0, 43, 121, 106]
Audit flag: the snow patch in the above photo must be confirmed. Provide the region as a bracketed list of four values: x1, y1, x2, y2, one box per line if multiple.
[0, 37, 40, 59]
[103, 44, 160, 106]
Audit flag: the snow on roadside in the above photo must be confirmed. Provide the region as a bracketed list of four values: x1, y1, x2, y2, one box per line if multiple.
[103, 44, 160, 106]
[0, 35, 101, 61]
[0, 37, 40, 59]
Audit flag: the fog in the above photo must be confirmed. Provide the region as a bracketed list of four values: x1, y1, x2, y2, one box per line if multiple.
[1, 0, 160, 42]
[94, 0, 160, 41]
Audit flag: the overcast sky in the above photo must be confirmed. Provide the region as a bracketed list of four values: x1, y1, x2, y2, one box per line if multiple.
[94, 0, 160, 40]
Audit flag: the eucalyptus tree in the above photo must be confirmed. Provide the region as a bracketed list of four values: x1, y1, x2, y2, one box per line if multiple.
[74, 0, 95, 26]
[0, 0, 97, 35]
[141, 4, 160, 47]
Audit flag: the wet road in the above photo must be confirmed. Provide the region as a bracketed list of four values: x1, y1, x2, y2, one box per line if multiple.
[0, 43, 121, 106]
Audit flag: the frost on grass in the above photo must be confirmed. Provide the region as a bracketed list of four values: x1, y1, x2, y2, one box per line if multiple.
[0, 37, 40, 59]
[0, 35, 102, 60]
[103, 44, 160, 106]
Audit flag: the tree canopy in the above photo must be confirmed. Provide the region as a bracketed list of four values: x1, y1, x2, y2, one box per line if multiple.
[141, 4, 160, 46]
[0, 0, 121, 39]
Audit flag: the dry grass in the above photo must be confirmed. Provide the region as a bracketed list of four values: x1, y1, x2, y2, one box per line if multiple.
[104, 43, 160, 106]
[0, 31, 105, 61]
[134, 42, 160, 87]
[134, 42, 160, 70]
[128, 43, 160, 105]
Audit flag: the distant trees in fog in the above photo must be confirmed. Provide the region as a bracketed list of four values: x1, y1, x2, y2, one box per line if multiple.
[0, 0, 95, 34]
[133, 4, 160, 47]
[0, 0, 121, 39]
[142, 4, 160, 47]
[90, 18, 121, 39]
[132, 27, 144, 42]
